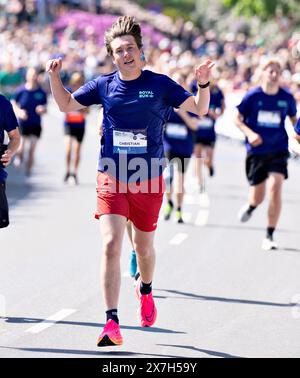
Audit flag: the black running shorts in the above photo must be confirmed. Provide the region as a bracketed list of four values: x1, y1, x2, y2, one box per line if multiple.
[165, 150, 191, 173]
[246, 151, 289, 186]
[0, 182, 9, 228]
[64, 125, 85, 143]
[20, 125, 42, 138]
[194, 136, 215, 147]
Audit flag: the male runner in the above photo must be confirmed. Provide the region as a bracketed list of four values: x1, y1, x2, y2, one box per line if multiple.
[46, 15, 213, 346]
[12, 67, 47, 175]
[0, 95, 21, 228]
[163, 73, 197, 223]
[236, 59, 297, 250]
[193, 80, 224, 192]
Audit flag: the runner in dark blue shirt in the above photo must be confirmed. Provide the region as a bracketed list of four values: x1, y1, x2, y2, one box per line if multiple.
[163, 72, 197, 223]
[12, 67, 47, 175]
[46, 15, 214, 347]
[0, 94, 21, 228]
[235, 59, 297, 251]
[63, 72, 88, 185]
[193, 80, 224, 192]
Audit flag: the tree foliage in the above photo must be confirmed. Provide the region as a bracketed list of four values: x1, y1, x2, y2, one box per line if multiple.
[222, 0, 298, 20]
[136, 0, 195, 20]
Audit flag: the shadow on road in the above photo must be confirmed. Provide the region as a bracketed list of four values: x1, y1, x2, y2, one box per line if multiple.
[156, 289, 296, 308]
[0, 316, 185, 335]
[6, 165, 60, 211]
[279, 247, 300, 253]
[0, 345, 184, 358]
[157, 343, 243, 358]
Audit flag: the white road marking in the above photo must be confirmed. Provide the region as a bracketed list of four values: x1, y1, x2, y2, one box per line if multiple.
[169, 233, 188, 245]
[199, 193, 210, 208]
[25, 309, 76, 334]
[184, 194, 198, 205]
[195, 210, 210, 226]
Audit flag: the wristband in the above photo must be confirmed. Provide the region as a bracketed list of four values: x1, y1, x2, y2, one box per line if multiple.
[198, 81, 210, 89]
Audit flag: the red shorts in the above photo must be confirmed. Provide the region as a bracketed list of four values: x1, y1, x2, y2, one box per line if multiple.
[95, 172, 165, 232]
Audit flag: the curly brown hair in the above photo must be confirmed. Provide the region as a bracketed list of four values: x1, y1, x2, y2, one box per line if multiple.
[104, 16, 143, 56]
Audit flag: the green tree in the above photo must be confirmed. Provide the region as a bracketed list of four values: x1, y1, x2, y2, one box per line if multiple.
[136, 0, 195, 20]
[222, 0, 298, 20]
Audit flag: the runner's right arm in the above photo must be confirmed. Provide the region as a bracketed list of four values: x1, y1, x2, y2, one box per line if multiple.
[11, 100, 28, 120]
[234, 110, 263, 147]
[175, 108, 198, 131]
[46, 58, 86, 112]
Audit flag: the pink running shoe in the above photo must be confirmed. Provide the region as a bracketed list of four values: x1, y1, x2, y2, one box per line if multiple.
[97, 319, 123, 347]
[135, 278, 157, 327]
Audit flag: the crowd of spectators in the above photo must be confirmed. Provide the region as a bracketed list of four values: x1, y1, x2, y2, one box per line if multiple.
[0, 0, 300, 104]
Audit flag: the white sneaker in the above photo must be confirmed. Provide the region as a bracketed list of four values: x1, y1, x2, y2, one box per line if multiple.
[238, 204, 252, 222]
[261, 238, 278, 251]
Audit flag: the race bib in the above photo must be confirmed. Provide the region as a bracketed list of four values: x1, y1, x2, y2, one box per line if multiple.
[165, 123, 188, 139]
[197, 117, 214, 129]
[257, 111, 281, 128]
[113, 129, 147, 154]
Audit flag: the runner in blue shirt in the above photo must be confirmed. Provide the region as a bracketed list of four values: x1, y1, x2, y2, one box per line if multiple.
[235, 59, 298, 251]
[0, 95, 21, 228]
[12, 67, 47, 175]
[63, 72, 89, 185]
[46, 15, 214, 347]
[163, 72, 197, 223]
[193, 79, 224, 192]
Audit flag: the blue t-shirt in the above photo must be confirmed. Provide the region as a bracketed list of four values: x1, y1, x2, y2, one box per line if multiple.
[195, 86, 224, 141]
[14, 86, 47, 128]
[295, 117, 300, 135]
[237, 86, 297, 155]
[164, 109, 194, 157]
[73, 70, 192, 181]
[0, 95, 19, 182]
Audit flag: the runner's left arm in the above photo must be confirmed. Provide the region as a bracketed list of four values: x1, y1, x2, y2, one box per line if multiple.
[35, 105, 47, 115]
[179, 59, 214, 116]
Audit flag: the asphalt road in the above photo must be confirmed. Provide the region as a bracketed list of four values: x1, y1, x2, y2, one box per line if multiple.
[1, 100, 300, 358]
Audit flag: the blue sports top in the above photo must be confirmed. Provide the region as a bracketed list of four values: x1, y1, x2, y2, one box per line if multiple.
[195, 86, 224, 141]
[0, 94, 19, 182]
[164, 109, 194, 157]
[73, 70, 192, 181]
[237, 86, 297, 155]
[14, 86, 47, 128]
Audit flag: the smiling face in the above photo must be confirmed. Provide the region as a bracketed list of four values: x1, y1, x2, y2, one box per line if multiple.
[110, 35, 142, 79]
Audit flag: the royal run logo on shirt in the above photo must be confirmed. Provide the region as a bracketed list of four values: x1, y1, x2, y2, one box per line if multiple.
[139, 90, 154, 98]
[257, 110, 281, 128]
